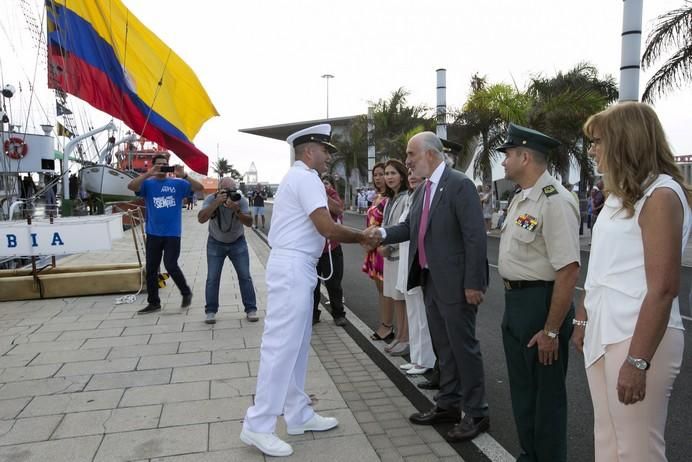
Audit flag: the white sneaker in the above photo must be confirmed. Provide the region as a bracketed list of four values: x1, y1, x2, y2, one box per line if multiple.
[287, 413, 339, 435]
[406, 365, 430, 375]
[205, 312, 216, 324]
[240, 427, 293, 457]
[399, 363, 414, 371]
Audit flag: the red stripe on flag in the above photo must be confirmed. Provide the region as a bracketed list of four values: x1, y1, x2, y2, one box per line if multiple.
[49, 45, 209, 174]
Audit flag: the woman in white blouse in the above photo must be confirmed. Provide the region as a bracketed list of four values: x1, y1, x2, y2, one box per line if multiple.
[574, 102, 691, 462]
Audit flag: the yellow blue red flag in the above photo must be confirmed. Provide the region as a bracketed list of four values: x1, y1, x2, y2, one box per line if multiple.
[46, 0, 218, 174]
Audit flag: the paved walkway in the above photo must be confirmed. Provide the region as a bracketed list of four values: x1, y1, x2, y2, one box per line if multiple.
[0, 210, 466, 461]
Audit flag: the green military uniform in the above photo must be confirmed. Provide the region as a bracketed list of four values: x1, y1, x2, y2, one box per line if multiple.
[497, 124, 580, 462]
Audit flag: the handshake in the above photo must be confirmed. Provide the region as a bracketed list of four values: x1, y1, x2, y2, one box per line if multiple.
[359, 225, 383, 250]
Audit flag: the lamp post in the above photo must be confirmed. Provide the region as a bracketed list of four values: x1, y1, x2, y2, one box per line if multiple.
[321, 74, 334, 118]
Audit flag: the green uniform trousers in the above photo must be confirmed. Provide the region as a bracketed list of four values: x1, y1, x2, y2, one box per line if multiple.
[501, 284, 574, 462]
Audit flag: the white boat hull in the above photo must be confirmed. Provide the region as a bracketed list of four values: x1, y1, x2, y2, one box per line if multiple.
[80, 166, 136, 202]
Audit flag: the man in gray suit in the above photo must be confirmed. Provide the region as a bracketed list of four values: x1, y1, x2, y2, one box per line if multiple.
[368, 131, 489, 441]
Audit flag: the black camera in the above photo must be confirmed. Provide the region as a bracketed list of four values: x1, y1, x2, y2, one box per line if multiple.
[159, 166, 175, 173]
[221, 189, 242, 201]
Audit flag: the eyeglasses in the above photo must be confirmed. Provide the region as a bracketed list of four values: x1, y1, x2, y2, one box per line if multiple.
[587, 137, 602, 149]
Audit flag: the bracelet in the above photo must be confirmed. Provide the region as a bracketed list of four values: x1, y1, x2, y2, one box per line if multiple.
[572, 319, 588, 327]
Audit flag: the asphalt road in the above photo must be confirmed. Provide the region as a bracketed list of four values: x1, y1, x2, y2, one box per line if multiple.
[258, 203, 691, 462]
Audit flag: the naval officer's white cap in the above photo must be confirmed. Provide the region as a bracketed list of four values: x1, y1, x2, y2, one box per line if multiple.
[286, 124, 338, 154]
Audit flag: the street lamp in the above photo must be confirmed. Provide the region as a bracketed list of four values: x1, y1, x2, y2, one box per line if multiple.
[321, 74, 334, 118]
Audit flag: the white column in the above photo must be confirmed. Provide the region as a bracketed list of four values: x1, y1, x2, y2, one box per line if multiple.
[619, 0, 643, 102]
[367, 106, 375, 183]
[436, 68, 447, 139]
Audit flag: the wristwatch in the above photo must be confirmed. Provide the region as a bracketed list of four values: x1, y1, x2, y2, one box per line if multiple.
[543, 329, 558, 339]
[626, 355, 650, 371]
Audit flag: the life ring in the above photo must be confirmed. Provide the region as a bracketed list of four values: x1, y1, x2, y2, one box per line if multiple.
[4, 137, 28, 160]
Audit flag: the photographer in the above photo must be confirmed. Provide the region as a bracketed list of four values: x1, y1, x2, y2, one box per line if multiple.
[127, 155, 204, 314]
[198, 177, 258, 324]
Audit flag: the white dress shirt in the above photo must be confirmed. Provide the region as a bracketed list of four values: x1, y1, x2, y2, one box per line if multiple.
[267, 160, 328, 258]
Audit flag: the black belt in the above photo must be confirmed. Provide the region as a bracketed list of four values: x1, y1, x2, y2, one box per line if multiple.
[503, 279, 554, 290]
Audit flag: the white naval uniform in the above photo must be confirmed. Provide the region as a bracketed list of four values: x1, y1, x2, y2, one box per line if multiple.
[243, 160, 328, 434]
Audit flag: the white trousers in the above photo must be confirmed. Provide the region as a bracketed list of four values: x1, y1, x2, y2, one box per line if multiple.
[243, 250, 317, 433]
[405, 287, 436, 369]
[585, 327, 684, 462]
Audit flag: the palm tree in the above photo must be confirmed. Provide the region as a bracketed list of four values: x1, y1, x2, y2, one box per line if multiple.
[527, 63, 618, 187]
[371, 88, 433, 161]
[212, 157, 242, 180]
[452, 74, 529, 184]
[642, 2, 692, 102]
[329, 116, 370, 207]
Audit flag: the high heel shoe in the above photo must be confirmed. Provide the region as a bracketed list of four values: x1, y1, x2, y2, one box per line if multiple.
[370, 323, 394, 341]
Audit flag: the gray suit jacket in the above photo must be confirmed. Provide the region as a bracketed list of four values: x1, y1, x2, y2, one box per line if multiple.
[383, 165, 488, 304]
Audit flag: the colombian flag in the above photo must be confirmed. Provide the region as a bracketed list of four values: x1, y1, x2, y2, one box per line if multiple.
[46, 0, 218, 174]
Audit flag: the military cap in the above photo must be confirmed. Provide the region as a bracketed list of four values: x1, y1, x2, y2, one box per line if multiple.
[497, 123, 560, 154]
[286, 123, 338, 154]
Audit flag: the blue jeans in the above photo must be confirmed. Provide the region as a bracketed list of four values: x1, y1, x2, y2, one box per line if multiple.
[205, 235, 257, 314]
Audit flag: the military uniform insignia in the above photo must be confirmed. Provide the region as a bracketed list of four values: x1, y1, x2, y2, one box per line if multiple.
[542, 185, 558, 197]
[515, 213, 538, 231]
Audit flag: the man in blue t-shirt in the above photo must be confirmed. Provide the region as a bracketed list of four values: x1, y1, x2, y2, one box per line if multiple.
[128, 154, 204, 314]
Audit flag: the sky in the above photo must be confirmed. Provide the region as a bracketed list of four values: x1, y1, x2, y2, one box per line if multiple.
[2, 0, 691, 184]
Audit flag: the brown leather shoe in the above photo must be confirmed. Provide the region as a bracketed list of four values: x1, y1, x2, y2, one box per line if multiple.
[446, 415, 489, 442]
[409, 406, 460, 426]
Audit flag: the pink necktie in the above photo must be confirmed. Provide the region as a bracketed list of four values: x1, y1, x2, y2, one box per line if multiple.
[417, 180, 432, 268]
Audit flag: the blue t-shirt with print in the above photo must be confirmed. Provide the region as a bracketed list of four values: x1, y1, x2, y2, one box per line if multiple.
[138, 177, 191, 237]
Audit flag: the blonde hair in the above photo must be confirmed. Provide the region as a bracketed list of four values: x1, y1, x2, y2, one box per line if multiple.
[583, 102, 691, 217]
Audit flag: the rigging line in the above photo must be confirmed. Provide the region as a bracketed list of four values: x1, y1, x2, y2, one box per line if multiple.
[140, 48, 172, 137]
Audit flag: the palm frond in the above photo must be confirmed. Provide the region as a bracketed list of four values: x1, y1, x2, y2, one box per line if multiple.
[642, 44, 692, 102]
[642, 3, 692, 68]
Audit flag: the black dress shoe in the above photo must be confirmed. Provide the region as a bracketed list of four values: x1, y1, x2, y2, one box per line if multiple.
[446, 415, 490, 442]
[409, 406, 460, 425]
[417, 379, 440, 390]
[181, 293, 192, 308]
[137, 304, 161, 315]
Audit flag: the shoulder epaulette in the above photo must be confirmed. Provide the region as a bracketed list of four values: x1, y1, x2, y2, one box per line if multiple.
[542, 185, 558, 197]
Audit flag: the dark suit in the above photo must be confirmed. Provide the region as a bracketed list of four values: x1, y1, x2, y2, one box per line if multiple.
[384, 165, 489, 417]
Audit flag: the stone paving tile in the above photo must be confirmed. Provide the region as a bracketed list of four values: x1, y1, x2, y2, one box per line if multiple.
[137, 351, 210, 370]
[122, 324, 184, 336]
[29, 348, 110, 365]
[0, 376, 90, 399]
[0, 414, 63, 446]
[208, 377, 257, 399]
[52, 404, 161, 438]
[0, 435, 102, 462]
[19, 389, 124, 417]
[81, 334, 150, 349]
[149, 330, 212, 345]
[151, 448, 264, 461]
[0, 397, 31, 419]
[159, 396, 250, 426]
[284, 434, 380, 462]
[170, 363, 248, 383]
[120, 381, 209, 407]
[94, 424, 208, 461]
[0, 364, 61, 382]
[108, 342, 179, 359]
[85, 368, 172, 391]
[56, 357, 139, 376]
[32, 320, 102, 333]
[177, 338, 245, 353]
[57, 327, 125, 341]
[5, 340, 84, 356]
